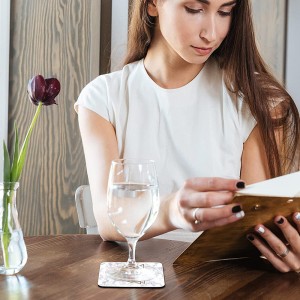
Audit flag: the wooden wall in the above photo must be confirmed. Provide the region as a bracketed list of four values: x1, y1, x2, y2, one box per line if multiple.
[252, 0, 286, 83]
[8, 0, 102, 235]
[8, 0, 287, 236]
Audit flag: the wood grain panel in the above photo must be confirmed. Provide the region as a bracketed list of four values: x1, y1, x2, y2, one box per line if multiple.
[252, 0, 287, 83]
[8, 0, 101, 235]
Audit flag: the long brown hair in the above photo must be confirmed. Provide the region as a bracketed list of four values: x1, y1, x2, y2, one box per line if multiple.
[124, 0, 300, 178]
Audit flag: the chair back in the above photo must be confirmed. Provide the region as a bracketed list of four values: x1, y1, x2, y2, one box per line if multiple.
[75, 185, 98, 234]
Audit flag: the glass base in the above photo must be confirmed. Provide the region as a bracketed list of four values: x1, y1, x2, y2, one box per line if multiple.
[98, 262, 165, 288]
[0, 229, 28, 276]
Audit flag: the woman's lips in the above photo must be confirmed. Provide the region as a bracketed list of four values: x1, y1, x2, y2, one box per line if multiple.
[192, 46, 213, 56]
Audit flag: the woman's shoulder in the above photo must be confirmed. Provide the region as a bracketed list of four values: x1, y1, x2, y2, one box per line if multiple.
[75, 60, 143, 116]
[85, 60, 142, 90]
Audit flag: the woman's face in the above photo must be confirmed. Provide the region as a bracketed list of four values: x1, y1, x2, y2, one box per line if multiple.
[149, 0, 236, 64]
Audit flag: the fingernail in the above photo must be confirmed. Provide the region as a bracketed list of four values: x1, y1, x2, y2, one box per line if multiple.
[232, 205, 242, 213]
[247, 234, 255, 241]
[295, 212, 300, 221]
[256, 226, 265, 234]
[235, 210, 245, 219]
[277, 217, 284, 225]
[236, 181, 245, 189]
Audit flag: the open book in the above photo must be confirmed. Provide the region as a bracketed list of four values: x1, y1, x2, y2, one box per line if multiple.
[173, 171, 300, 265]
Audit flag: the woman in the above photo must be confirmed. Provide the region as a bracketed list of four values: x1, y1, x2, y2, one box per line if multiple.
[75, 0, 300, 272]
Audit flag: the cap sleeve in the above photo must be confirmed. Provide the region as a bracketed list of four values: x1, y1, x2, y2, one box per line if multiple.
[74, 75, 111, 123]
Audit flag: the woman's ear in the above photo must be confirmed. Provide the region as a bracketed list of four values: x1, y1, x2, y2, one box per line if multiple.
[147, 0, 158, 17]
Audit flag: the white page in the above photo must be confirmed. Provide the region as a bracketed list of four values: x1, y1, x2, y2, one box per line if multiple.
[236, 171, 300, 198]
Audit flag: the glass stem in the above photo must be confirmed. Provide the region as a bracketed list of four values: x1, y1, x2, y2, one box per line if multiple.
[126, 238, 138, 268]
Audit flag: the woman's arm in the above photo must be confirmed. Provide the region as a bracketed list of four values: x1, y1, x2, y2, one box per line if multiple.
[78, 106, 121, 240]
[240, 125, 270, 184]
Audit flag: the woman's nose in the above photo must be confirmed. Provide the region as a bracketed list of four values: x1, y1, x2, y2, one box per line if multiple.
[199, 16, 217, 43]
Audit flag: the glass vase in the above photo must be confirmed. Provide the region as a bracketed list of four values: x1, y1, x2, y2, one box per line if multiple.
[0, 182, 28, 275]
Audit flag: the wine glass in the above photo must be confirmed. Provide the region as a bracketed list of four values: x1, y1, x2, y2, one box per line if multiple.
[104, 159, 161, 284]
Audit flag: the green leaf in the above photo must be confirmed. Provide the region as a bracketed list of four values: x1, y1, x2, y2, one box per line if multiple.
[10, 124, 19, 182]
[3, 141, 11, 182]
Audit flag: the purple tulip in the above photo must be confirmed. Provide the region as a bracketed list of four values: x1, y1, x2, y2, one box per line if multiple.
[27, 75, 60, 106]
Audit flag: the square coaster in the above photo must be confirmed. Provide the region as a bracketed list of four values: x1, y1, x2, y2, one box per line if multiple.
[98, 262, 165, 288]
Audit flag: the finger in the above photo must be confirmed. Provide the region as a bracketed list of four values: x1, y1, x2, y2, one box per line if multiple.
[202, 209, 245, 229]
[189, 205, 245, 232]
[254, 224, 298, 269]
[275, 216, 300, 255]
[184, 177, 245, 192]
[193, 204, 245, 224]
[179, 191, 234, 208]
[293, 212, 300, 232]
[246, 234, 291, 273]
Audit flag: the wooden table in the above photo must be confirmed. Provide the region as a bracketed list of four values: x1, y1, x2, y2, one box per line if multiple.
[0, 235, 300, 299]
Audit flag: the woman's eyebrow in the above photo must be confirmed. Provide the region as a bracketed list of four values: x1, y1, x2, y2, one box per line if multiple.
[220, 0, 236, 8]
[195, 0, 210, 4]
[195, 0, 237, 7]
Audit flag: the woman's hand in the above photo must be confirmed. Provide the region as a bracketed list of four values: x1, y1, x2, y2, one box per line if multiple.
[247, 213, 300, 273]
[168, 177, 246, 232]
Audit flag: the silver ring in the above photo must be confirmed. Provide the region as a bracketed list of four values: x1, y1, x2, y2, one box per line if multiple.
[193, 208, 201, 225]
[277, 247, 290, 258]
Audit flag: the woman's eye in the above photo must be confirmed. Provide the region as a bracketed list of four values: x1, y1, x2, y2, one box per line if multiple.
[185, 6, 203, 14]
[218, 11, 232, 17]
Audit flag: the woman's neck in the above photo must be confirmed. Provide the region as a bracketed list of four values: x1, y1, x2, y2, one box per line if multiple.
[144, 42, 205, 89]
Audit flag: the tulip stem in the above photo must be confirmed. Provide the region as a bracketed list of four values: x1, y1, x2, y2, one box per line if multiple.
[1, 190, 14, 268]
[13, 102, 43, 181]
